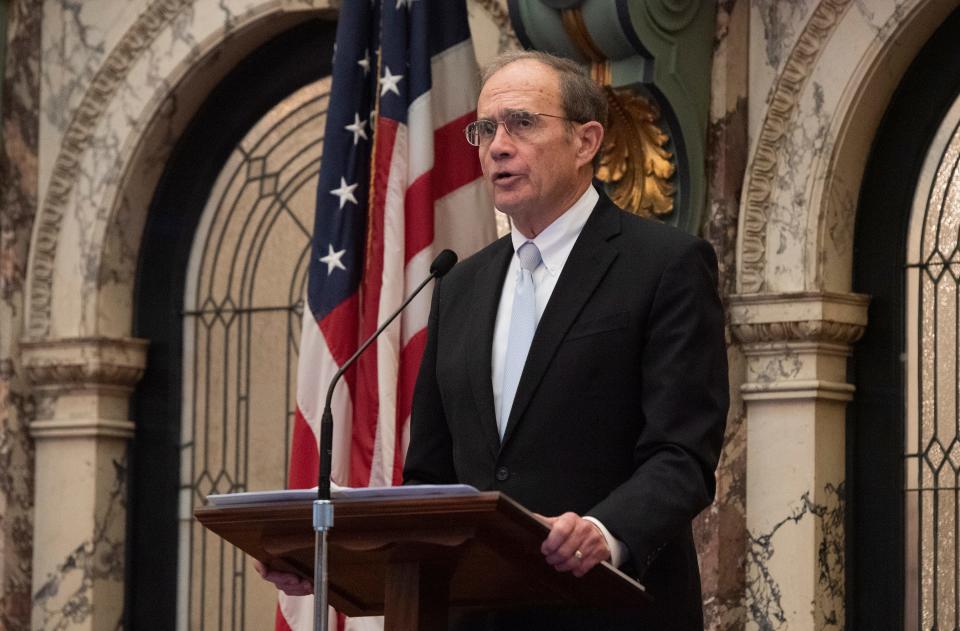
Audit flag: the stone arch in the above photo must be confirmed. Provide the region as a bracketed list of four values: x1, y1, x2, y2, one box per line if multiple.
[19, 4, 337, 627]
[737, 0, 960, 295]
[24, 0, 336, 343]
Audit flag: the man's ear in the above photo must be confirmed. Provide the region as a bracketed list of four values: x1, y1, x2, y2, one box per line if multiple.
[576, 121, 605, 168]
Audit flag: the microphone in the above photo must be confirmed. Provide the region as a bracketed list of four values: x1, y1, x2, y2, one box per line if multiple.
[317, 249, 458, 500]
[430, 249, 457, 277]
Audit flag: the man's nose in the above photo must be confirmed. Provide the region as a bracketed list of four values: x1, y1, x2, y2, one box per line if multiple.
[487, 122, 515, 158]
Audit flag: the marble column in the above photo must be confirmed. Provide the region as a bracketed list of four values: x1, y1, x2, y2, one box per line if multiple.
[730, 291, 868, 630]
[20, 337, 147, 631]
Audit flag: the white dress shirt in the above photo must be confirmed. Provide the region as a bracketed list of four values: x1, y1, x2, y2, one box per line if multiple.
[491, 185, 628, 567]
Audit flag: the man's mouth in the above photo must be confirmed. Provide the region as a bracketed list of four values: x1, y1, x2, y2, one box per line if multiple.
[493, 172, 521, 185]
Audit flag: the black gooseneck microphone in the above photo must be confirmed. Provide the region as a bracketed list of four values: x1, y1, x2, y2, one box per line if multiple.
[317, 248, 458, 500]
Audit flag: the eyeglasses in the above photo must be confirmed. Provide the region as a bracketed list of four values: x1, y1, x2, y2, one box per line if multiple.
[464, 111, 574, 146]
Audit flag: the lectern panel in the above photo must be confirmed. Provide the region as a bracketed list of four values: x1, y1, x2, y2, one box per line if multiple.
[195, 491, 648, 620]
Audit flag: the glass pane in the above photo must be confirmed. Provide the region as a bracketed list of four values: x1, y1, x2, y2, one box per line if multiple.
[178, 79, 330, 631]
[907, 98, 960, 631]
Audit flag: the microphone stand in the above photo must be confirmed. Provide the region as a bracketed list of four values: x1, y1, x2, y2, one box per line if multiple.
[312, 252, 455, 631]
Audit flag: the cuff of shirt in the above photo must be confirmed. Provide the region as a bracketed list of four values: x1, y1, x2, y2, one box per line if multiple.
[582, 516, 629, 567]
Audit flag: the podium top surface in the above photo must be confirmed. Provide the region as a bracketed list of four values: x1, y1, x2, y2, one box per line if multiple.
[195, 491, 648, 616]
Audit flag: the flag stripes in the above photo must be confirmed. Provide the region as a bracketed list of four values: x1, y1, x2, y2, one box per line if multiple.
[278, 1, 494, 629]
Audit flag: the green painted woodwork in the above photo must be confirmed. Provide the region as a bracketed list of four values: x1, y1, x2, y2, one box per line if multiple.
[507, 0, 716, 235]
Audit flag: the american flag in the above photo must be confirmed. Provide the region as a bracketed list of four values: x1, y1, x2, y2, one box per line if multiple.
[276, 1, 495, 629]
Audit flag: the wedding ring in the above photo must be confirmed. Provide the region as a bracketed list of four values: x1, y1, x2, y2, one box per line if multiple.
[574, 549, 583, 560]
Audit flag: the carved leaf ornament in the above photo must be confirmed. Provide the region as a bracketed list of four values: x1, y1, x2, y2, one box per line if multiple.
[555, 6, 677, 220]
[596, 86, 676, 218]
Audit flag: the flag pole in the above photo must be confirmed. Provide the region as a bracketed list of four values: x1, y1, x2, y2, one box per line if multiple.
[311, 16, 386, 631]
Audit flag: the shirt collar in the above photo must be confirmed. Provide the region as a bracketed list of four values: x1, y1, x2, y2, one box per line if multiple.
[509, 185, 599, 275]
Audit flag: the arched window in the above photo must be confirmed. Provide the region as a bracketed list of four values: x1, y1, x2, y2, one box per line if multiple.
[178, 77, 329, 630]
[904, 93, 960, 630]
[852, 9, 960, 629]
[130, 20, 333, 630]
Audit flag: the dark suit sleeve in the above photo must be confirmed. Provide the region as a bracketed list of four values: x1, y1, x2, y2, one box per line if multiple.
[586, 238, 728, 578]
[403, 279, 458, 485]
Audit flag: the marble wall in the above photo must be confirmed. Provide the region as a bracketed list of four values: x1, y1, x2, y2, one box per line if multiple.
[6, 0, 958, 629]
[696, 1, 749, 629]
[32, 0, 336, 343]
[19, 2, 341, 629]
[734, 0, 959, 629]
[742, 0, 959, 296]
[0, 0, 42, 628]
[7, 1, 513, 629]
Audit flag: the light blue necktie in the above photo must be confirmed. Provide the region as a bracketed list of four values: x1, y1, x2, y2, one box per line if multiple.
[499, 241, 542, 439]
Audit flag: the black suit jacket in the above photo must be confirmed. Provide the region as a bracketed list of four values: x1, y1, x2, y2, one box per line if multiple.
[404, 195, 729, 630]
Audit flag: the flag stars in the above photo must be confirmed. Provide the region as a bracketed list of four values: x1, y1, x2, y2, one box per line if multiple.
[319, 244, 347, 275]
[345, 113, 368, 145]
[330, 177, 358, 209]
[379, 66, 403, 97]
[357, 50, 370, 75]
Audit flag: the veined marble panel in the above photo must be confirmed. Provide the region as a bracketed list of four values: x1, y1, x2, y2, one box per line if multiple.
[31, 0, 515, 342]
[708, 0, 749, 300]
[806, 0, 957, 293]
[33, 0, 337, 340]
[747, 0, 818, 148]
[0, 0, 42, 628]
[38, 0, 315, 197]
[31, 448, 128, 630]
[740, 0, 958, 295]
[39, 0, 146, 199]
[467, 0, 517, 68]
[743, 0, 853, 294]
[746, 478, 845, 629]
[700, 1, 749, 629]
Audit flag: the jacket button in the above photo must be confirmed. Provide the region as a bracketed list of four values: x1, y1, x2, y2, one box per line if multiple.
[495, 466, 510, 481]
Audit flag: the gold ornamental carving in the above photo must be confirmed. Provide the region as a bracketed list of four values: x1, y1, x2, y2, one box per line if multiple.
[597, 88, 676, 218]
[558, 7, 677, 219]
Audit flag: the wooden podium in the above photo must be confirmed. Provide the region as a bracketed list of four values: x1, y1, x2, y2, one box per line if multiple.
[195, 491, 648, 630]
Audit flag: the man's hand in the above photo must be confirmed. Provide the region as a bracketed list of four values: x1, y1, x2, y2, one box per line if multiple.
[254, 560, 314, 596]
[539, 512, 611, 577]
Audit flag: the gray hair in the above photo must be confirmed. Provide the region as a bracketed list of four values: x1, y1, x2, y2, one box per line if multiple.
[480, 50, 608, 128]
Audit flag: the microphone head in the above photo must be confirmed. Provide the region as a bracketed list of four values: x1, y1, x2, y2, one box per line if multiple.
[430, 249, 458, 277]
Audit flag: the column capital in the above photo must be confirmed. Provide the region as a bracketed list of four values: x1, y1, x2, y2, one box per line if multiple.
[729, 291, 870, 347]
[20, 336, 149, 440]
[729, 292, 870, 402]
[20, 336, 148, 392]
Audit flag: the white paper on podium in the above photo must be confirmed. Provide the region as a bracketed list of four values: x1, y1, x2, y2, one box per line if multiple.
[205, 483, 480, 507]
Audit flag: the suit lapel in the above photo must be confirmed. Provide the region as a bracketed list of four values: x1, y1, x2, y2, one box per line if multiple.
[466, 237, 513, 456]
[501, 199, 622, 446]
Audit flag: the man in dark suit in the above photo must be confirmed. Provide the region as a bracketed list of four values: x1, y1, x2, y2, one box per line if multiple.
[260, 50, 727, 629]
[402, 50, 728, 630]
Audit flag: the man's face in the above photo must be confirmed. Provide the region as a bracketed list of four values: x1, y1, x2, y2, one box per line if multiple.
[476, 60, 589, 230]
